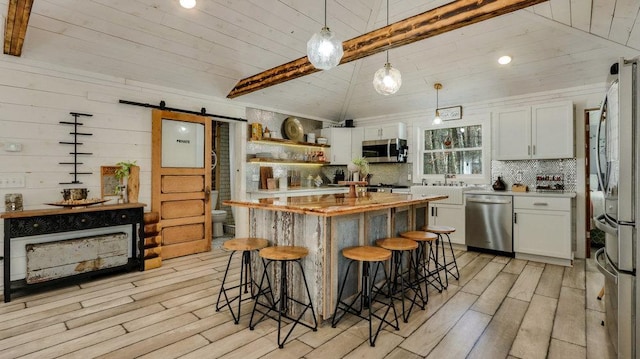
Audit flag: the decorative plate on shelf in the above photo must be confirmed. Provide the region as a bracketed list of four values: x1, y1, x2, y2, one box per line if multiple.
[282, 116, 304, 142]
[46, 198, 109, 208]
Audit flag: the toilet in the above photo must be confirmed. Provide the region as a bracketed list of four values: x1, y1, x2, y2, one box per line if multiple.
[210, 190, 227, 237]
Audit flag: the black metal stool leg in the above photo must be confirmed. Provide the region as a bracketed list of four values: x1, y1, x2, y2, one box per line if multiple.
[216, 250, 246, 324]
[444, 233, 460, 280]
[250, 258, 317, 349]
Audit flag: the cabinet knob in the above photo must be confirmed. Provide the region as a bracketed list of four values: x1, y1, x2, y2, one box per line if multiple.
[33, 223, 39, 228]
[81, 219, 86, 223]
[121, 214, 127, 219]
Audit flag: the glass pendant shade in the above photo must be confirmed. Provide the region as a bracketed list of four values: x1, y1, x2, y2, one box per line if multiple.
[373, 62, 402, 95]
[433, 110, 443, 125]
[307, 27, 343, 70]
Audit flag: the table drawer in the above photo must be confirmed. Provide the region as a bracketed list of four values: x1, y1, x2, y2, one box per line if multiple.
[514, 196, 570, 211]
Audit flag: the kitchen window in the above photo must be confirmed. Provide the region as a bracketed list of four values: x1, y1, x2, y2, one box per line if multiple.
[422, 124, 485, 176]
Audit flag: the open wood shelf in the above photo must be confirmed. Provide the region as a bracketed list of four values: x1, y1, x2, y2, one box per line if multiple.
[248, 157, 330, 165]
[249, 138, 329, 148]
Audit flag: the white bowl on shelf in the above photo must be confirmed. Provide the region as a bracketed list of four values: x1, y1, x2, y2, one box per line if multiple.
[316, 137, 328, 145]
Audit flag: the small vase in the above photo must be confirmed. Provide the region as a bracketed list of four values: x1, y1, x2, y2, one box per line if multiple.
[492, 176, 506, 191]
[127, 165, 140, 203]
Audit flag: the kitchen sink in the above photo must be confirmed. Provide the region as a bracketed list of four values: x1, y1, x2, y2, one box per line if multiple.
[410, 185, 471, 205]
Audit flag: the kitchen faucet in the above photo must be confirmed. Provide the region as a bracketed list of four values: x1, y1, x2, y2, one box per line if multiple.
[445, 173, 456, 186]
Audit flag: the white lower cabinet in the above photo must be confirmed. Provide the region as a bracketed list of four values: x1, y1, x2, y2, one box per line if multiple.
[429, 203, 465, 245]
[514, 196, 572, 262]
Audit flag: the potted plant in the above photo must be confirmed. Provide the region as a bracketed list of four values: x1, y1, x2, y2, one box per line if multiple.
[114, 161, 139, 203]
[348, 157, 370, 181]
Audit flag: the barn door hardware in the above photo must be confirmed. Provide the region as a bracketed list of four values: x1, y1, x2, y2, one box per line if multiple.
[59, 112, 93, 184]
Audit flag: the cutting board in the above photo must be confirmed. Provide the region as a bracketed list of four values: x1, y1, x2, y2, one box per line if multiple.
[260, 167, 273, 189]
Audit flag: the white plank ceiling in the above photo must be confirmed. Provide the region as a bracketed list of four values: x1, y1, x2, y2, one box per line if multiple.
[5, 0, 640, 120]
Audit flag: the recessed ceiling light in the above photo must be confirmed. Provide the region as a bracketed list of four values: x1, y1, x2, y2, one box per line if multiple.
[180, 0, 196, 9]
[498, 55, 512, 65]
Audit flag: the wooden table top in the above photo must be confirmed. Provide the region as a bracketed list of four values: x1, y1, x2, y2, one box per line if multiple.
[224, 193, 447, 217]
[1, 203, 146, 219]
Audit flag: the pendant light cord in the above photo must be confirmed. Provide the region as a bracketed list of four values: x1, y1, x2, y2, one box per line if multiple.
[324, 0, 327, 27]
[385, 0, 389, 63]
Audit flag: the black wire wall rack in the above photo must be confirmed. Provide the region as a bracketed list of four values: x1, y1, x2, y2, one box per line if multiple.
[59, 112, 93, 184]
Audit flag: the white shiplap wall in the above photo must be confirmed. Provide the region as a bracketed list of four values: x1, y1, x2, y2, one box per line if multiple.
[0, 57, 246, 292]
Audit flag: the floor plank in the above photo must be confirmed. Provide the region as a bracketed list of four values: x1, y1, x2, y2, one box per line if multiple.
[508, 264, 544, 302]
[535, 263, 565, 299]
[509, 294, 558, 358]
[425, 309, 491, 358]
[552, 286, 587, 346]
[471, 272, 518, 315]
[467, 297, 529, 358]
[548, 338, 587, 358]
[400, 291, 478, 356]
[562, 259, 586, 290]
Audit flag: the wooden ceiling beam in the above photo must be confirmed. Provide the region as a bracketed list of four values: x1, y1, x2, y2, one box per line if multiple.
[227, 0, 548, 99]
[4, 0, 34, 57]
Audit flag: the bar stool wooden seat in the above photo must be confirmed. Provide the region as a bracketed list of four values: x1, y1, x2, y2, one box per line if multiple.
[423, 225, 460, 288]
[331, 246, 399, 347]
[215, 237, 269, 324]
[400, 231, 444, 292]
[250, 245, 317, 349]
[375, 237, 426, 322]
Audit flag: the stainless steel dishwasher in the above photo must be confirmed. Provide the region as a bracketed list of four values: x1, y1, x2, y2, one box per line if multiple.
[465, 193, 513, 253]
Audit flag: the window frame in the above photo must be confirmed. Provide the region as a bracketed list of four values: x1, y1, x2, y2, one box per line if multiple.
[414, 118, 491, 184]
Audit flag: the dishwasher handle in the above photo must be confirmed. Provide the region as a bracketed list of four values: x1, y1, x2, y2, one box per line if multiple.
[466, 198, 511, 205]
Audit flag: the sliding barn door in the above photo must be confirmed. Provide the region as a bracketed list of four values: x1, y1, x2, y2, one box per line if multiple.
[152, 110, 211, 259]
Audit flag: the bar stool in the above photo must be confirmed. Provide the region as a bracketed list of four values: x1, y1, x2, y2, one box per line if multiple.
[215, 237, 269, 324]
[249, 246, 317, 349]
[424, 225, 460, 288]
[400, 231, 444, 292]
[375, 237, 426, 323]
[331, 246, 399, 347]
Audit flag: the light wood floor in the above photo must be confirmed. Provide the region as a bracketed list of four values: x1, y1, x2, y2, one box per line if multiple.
[0, 245, 616, 358]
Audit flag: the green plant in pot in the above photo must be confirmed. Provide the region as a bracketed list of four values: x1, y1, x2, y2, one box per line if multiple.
[114, 161, 140, 203]
[349, 157, 370, 181]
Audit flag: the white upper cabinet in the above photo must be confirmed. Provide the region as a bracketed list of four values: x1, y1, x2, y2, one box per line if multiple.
[531, 102, 574, 159]
[351, 127, 364, 160]
[492, 106, 531, 160]
[492, 101, 573, 160]
[363, 122, 407, 141]
[321, 127, 352, 165]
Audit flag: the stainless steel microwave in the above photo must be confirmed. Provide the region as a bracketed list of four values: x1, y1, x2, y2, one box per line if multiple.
[362, 139, 408, 163]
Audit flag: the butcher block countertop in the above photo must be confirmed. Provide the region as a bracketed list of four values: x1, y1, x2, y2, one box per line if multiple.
[224, 192, 447, 217]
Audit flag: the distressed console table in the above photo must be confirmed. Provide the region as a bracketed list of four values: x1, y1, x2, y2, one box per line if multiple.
[1, 203, 145, 302]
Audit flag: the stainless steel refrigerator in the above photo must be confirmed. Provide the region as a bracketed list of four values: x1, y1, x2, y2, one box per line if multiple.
[594, 57, 638, 358]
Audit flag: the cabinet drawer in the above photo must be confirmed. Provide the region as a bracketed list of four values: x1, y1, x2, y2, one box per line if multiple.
[514, 196, 570, 211]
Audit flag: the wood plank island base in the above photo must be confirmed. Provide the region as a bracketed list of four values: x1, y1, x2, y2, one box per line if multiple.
[224, 192, 447, 322]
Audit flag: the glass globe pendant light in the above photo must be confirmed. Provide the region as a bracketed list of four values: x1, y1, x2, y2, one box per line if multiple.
[372, 0, 401, 95]
[373, 54, 402, 95]
[432, 83, 443, 125]
[307, 0, 343, 70]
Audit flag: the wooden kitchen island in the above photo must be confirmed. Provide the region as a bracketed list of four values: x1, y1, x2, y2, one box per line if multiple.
[224, 192, 446, 322]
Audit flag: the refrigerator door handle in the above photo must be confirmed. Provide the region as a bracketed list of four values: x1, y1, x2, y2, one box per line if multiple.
[594, 93, 608, 192]
[594, 214, 618, 236]
[618, 223, 635, 272]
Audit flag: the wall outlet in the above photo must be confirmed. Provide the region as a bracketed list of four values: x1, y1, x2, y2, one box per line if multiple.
[407, 173, 412, 181]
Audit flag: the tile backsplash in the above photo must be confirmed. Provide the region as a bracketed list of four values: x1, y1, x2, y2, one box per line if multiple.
[491, 159, 577, 192]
